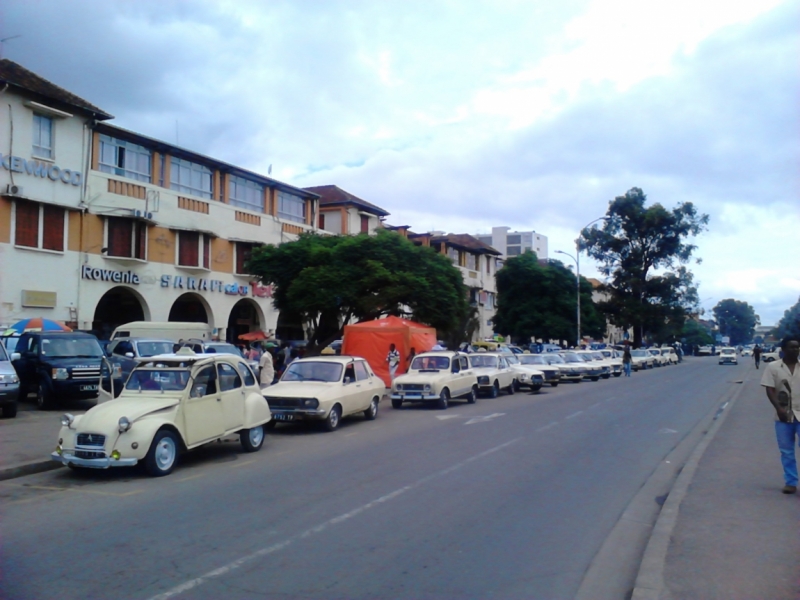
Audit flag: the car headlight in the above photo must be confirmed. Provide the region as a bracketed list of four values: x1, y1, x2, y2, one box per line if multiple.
[423, 384, 431, 392]
[478, 376, 489, 384]
[61, 413, 75, 428]
[519, 373, 528, 381]
[396, 384, 403, 391]
[0, 374, 19, 384]
[118, 416, 132, 433]
[52, 367, 69, 380]
[301, 398, 319, 408]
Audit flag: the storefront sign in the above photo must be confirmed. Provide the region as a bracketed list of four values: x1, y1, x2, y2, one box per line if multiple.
[81, 265, 141, 284]
[1, 153, 82, 186]
[21, 290, 57, 308]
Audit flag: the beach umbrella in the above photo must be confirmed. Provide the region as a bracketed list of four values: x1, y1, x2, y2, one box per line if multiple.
[4, 318, 72, 335]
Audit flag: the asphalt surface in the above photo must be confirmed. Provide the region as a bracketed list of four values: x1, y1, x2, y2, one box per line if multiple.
[1, 358, 746, 600]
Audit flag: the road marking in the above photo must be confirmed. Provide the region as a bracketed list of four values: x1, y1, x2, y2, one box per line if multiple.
[145, 437, 521, 600]
[232, 460, 255, 469]
[658, 428, 678, 434]
[565, 410, 584, 420]
[588, 402, 602, 410]
[435, 414, 463, 420]
[535, 421, 559, 432]
[343, 433, 359, 437]
[176, 473, 205, 482]
[465, 413, 505, 425]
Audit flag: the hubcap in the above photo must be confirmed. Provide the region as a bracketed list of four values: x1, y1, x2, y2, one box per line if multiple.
[370, 400, 377, 415]
[249, 426, 264, 447]
[155, 437, 176, 471]
[330, 410, 339, 428]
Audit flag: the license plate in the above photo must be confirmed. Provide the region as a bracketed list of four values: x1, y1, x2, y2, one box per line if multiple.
[80, 384, 98, 392]
[403, 394, 422, 399]
[273, 413, 294, 421]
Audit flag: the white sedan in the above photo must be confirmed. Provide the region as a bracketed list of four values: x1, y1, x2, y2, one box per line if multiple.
[468, 353, 517, 397]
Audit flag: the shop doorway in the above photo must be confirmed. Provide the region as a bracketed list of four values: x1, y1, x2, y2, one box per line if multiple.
[168, 293, 210, 324]
[227, 299, 263, 343]
[93, 287, 148, 340]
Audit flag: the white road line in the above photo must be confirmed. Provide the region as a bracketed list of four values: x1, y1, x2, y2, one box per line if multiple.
[145, 437, 521, 600]
[465, 413, 505, 425]
[565, 410, 584, 420]
[535, 421, 559, 432]
[588, 402, 602, 410]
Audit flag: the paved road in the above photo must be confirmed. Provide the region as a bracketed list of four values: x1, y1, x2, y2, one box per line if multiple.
[1, 358, 746, 600]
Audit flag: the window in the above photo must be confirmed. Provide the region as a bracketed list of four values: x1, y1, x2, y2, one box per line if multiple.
[171, 157, 212, 199]
[507, 246, 522, 256]
[14, 200, 64, 251]
[190, 366, 217, 398]
[99, 135, 151, 182]
[354, 361, 370, 381]
[277, 191, 306, 223]
[229, 175, 265, 213]
[360, 215, 369, 233]
[235, 242, 258, 275]
[318, 213, 325, 229]
[466, 253, 476, 270]
[238, 362, 256, 386]
[112, 340, 134, 357]
[507, 234, 521, 245]
[447, 247, 459, 263]
[477, 235, 492, 246]
[218, 363, 242, 391]
[33, 114, 53, 159]
[177, 231, 211, 268]
[107, 217, 146, 259]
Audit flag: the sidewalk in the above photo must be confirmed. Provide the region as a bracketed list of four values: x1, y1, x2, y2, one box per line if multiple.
[646, 367, 800, 599]
[0, 407, 69, 480]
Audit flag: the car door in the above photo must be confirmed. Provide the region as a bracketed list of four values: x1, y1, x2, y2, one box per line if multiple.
[353, 360, 374, 411]
[340, 362, 362, 415]
[453, 355, 471, 396]
[12, 334, 35, 390]
[183, 364, 226, 446]
[217, 361, 245, 432]
[498, 356, 514, 388]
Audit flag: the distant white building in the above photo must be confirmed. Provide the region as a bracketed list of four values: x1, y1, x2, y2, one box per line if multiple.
[475, 226, 548, 260]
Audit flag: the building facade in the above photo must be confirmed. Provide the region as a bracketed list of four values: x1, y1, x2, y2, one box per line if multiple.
[475, 226, 549, 260]
[303, 184, 388, 235]
[0, 60, 319, 342]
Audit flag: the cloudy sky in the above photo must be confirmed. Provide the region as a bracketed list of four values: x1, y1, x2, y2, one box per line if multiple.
[3, 0, 797, 325]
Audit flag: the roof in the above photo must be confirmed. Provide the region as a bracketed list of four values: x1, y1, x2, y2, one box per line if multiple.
[294, 355, 366, 364]
[344, 315, 435, 331]
[303, 185, 390, 217]
[430, 233, 502, 256]
[0, 59, 113, 120]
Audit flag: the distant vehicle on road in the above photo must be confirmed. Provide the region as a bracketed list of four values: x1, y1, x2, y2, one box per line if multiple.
[696, 345, 713, 356]
[630, 349, 654, 371]
[762, 348, 781, 363]
[718, 347, 738, 365]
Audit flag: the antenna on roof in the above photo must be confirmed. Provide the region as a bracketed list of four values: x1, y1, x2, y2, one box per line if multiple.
[0, 35, 22, 59]
[268, 164, 272, 175]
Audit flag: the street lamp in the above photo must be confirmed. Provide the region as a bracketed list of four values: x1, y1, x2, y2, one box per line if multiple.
[556, 216, 608, 348]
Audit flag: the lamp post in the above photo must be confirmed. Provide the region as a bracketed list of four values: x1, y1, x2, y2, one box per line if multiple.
[556, 216, 608, 348]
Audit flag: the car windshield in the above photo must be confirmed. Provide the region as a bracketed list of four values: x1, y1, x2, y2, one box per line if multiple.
[631, 350, 649, 357]
[136, 341, 175, 357]
[504, 354, 520, 365]
[0, 343, 8, 361]
[41, 337, 104, 358]
[560, 353, 582, 364]
[545, 354, 566, 364]
[205, 343, 242, 356]
[2, 336, 19, 354]
[591, 352, 605, 360]
[721, 349, 735, 355]
[281, 361, 343, 383]
[519, 355, 546, 365]
[469, 355, 499, 368]
[411, 356, 451, 370]
[125, 368, 191, 391]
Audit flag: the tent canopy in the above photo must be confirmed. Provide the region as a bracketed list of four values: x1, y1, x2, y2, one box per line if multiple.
[342, 316, 437, 387]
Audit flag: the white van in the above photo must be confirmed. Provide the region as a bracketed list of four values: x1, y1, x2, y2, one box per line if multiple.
[111, 321, 213, 342]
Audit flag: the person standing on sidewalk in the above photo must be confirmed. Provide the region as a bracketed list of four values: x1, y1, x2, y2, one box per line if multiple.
[761, 335, 800, 494]
[259, 348, 275, 387]
[753, 344, 762, 369]
[386, 343, 400, 382]
[622, 344, 632, 377]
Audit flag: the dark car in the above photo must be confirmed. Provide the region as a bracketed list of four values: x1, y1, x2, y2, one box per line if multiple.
[106, 337, 175, 396]
[0, 342, 21, 418]
[12, 331, 107, 409]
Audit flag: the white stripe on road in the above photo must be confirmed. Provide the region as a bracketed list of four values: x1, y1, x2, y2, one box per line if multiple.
[565, 410, 584, 419]
[535, 421, 559, 432]
[146, 437, 521, 600]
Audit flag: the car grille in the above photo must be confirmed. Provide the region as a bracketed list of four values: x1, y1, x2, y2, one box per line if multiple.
[77, 433, 105, 447]
[75, 450, 106, 460]
[399, 384, 425, 391]
[543, 371, 558, 380]
[71, 367, 101, 380]
[264, 397, 302, 408]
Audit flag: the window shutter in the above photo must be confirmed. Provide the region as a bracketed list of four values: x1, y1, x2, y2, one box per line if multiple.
[107, 217, 132, 257]
[179, 231, 199, 266]
[135, 222, 146, 259]
[360, 215, 369, 233]
[15, 200, 39, 247]
[42, 205, 65, 251]
[202, 235, 210, 269]
[236, 243, 252, 274]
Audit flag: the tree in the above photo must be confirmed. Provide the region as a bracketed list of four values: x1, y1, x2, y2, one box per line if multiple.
[246, 230, 471, 355]
[712, 299, 759, 345]
[493, 252, 604, 345]
[774, 296, 800, 341]
[579, 187, 709, 348]
[680, 318, 715, 348]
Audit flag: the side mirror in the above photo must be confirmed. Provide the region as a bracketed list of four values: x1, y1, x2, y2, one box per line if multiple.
[11, 352, 20, 361]
[125, 352, 134, 358]
[344, 376, 352, 384]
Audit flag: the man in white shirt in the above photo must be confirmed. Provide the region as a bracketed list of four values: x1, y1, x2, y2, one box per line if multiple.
[386, 343, 400, 382]
[761, 335, 800, 494]
[259, 349, 275, 387]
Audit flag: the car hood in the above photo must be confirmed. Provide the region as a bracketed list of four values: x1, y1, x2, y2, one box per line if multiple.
[510, 365, 546, 376]
[75, 396, 180, 432]
[266, 381, 345, 398]
[471, 367, 502, 376]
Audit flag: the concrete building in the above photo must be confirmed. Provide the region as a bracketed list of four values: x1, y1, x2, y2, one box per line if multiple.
[0, 60, 319, 342]
[475, 226, 549, 260]
[303, 185, 389, 235]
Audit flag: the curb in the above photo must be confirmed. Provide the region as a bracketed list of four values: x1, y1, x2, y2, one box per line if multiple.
[630, 375, 749, 600]
[0, 459, 64, 482]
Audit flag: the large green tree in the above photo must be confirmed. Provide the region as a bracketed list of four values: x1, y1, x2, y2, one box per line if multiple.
[774, 296, 800, 341]
[579, 187, 709, 348]
[712, 299, 759, 345]
[680, 318, 715, 348]
[246, 230, 471, 355]
[493, 251, 604, 345]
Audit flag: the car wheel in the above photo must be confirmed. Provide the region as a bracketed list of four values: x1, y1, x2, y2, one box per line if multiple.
[1, 402, 17, 418]
[144, 429, 180, 477]
[437, 388, 450, 410]
[510, 379, 519, 394]
[602, 374, 611, 379]
[550, 382, 559, 387]
[364, 397, 379, 420]
[323, 404, 342, 431]
[489, 381, 499, 398]
[391, 397, 403, 409]
[466, 386, 477, 404]
[37, 380, 55, 410]
[613, 372, 622, 377]
[591, 376, 599, 382]
[240, 425, 265, 452]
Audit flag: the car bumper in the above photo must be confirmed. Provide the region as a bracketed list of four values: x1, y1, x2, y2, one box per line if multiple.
[719, 359, 737, 364]
[270, 408, 328, 422]
[390, 393, 439, 401]
[0, 385, 19, 403]
[52, 451, 138, 469]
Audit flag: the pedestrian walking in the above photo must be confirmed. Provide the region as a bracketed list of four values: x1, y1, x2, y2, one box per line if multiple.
[386, 343, 400, 382]
[259, 348, 275, 387]
[754, 344, 762, 369]
[760, 335, 800, 494]
[622, 345, 632, 377]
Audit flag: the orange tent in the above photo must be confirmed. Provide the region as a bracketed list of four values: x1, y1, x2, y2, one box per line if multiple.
[342, 316, 437, 386]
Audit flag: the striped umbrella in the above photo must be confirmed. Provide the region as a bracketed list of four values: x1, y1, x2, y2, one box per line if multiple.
[3, 318, 72, 335]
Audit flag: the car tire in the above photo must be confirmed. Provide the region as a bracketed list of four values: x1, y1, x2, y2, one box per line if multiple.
[391, 398, 403, 409]
[489, 381, 499, 398]
[323, 404, 342, 431]
[1, 402, 17, 418]
[550, 382, 559, 387]
[264, 420, 276, 430]
[240, 425, 265, 452]
[530, 383, 543, 393]
[613, 372, 622, 377]
[591, 376, 599, 382]
[510, 379, 519, 394]
[602, 374, 611, 379]
[37, 380, 55, 411]
[364, 397, 379, 420]
[144, 429, 180, 477]
[466, 386, 477, 404]
[437, 388, 449, 410]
